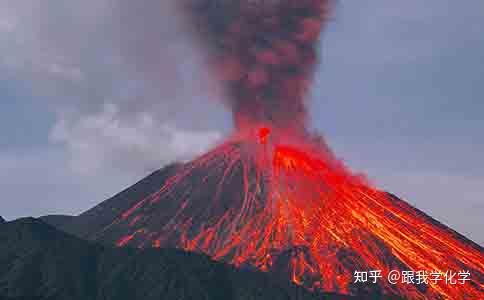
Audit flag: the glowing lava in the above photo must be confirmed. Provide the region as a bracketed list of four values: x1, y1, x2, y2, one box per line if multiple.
[258, 127, 271, 144]
[96, 1, 484, 299]
[102, 127, 484, 300]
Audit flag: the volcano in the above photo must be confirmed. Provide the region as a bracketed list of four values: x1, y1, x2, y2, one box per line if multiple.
[49, 1, 483, 299]
[56, 1, 484, 299]
[57, 126, 484, 300]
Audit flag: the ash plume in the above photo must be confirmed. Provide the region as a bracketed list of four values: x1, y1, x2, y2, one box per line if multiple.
[181, 0, 332, 132]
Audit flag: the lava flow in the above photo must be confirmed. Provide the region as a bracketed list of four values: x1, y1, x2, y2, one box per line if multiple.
[99, 125, 483, 300]
[92, 1, 484, 299]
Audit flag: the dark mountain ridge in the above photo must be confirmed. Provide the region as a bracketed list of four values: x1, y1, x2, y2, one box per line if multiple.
[0, 218, 364, 300]
[39, 215, 74, 229]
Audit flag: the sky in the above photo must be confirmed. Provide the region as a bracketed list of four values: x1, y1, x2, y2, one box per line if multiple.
[0, 1, 483, 244]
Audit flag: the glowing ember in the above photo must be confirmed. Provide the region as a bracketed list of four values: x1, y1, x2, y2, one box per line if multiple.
[258, 127, 271, 144]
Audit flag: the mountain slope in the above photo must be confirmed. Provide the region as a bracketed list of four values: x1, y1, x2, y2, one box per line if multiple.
[0, 218, 360, 300]
[52, 142, 483, 300]
[61, 164, 180, 240]
[39, 215, 75, 229]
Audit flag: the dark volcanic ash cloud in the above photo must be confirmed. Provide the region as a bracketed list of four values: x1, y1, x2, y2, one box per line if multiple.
[181, 0, 332, 131]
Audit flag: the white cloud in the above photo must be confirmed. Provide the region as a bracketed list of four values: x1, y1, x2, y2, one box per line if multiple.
[50, 103, 222, 175]
[1, 0, 230, 176]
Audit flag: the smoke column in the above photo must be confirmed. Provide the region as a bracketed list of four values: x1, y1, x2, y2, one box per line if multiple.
[181, 0, 331, 132]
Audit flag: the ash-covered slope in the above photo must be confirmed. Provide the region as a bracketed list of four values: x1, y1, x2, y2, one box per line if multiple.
[61, 163, 180, 239]
[0, 218, 359, 300]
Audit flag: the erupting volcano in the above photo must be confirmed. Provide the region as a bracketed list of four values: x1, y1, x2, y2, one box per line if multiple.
[65, 1, 484, 299]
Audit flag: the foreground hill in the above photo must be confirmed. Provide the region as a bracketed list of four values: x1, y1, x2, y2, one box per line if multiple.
[0, 218, 364, 300]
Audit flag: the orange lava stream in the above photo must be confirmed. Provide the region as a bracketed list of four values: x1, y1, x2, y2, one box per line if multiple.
[116, 127, 483, 299]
